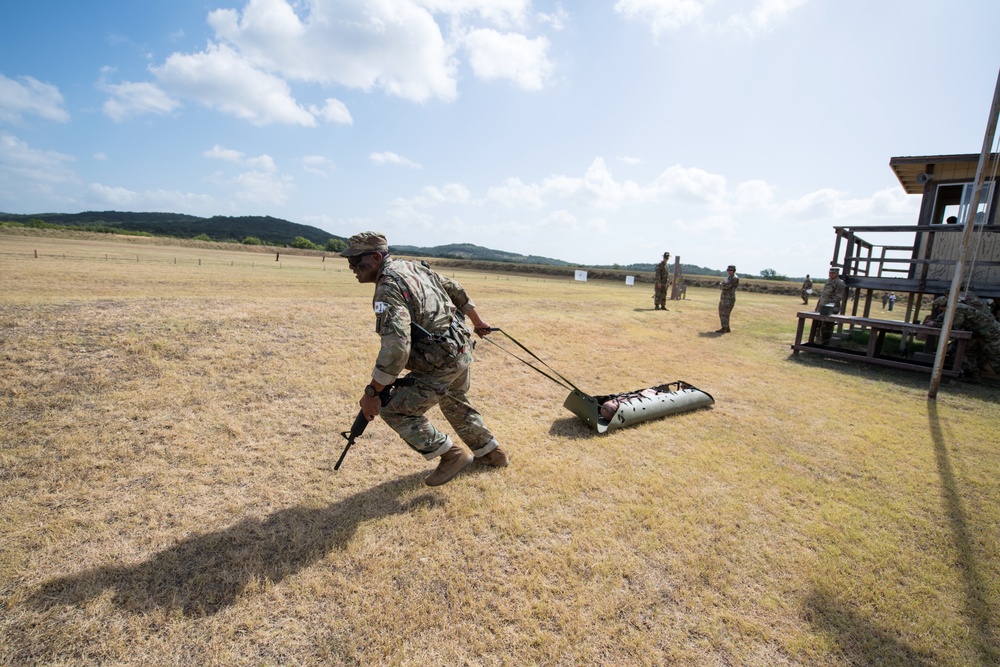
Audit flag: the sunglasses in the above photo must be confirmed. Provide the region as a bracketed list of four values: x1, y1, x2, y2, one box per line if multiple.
[347, 253, 372, 268]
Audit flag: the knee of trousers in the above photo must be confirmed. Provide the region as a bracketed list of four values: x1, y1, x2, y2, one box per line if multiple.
[380, 409, 447, 455]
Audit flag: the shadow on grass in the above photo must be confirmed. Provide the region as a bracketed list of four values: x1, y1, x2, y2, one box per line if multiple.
[926, 401, 999, 666]
[548, 416, 597, 439]
[24, 472, 439, 619]
[784, 352, 993, 396]
[804, 590, 938, 666]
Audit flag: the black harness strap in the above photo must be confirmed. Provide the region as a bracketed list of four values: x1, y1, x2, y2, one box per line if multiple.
[480, 328, 582, 393]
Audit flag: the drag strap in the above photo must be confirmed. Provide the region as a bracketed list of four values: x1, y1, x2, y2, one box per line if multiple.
[480, 328, 581, 392]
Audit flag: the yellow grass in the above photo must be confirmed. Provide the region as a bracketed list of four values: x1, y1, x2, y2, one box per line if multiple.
[1, 229, 998, 666]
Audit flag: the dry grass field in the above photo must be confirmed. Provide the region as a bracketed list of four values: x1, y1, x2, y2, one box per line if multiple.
[2, 229, 998, 666]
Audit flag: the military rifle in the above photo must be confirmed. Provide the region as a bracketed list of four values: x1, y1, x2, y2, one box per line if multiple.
[334, 385, 393, 471]
[334, 322, 435, 471]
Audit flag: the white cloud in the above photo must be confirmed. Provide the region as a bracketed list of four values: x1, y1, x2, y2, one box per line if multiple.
[618, 155, 642, 165]
[93, 0, 559, 127]
[418, 0, 532, 28]
[93, 152, 108, 161]
[734, 179, 774, 209]
[0, 134, 77, 185]
[726, 0, 808, 34]
[488, 159, 728, 210]
[777, 186, 916, 223]
[153, 43, 316, 126]
[413, 183, 472, 206]
[614, 0, 708, 35]
[463, 28, 552, 90]
[204, 145, 246, 162]
[370, 151, 423, 169]
[302, 155, 334, 176]
[486, 177, 544, 208]
[536, 5, 569, 30]
[312, 98, 353, 125]
[203, 144, 276, 171]
[0, 74, 70, 124]
[650, 164, 727, 203]
[101, 81, 180, 122]
[230, 170, 295, 204]
[89, 183, 142, 207]
[87, 183, 216, 212]
[540, 209, 579, 231]
[201, 142, 289, 203]
[208, 0, 459, 103]
[585, 217, 610, 234]
[615, 0, 808, 37]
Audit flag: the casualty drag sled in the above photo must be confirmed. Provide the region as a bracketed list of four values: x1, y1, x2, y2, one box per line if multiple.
[482, 329, 715, 434]
[563, 381, 715, 434]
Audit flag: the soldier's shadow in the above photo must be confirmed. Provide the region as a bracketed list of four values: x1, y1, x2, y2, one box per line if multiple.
[25, 472, 438, 618]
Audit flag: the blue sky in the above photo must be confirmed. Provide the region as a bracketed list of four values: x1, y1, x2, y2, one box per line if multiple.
[1, 0, 998, 276]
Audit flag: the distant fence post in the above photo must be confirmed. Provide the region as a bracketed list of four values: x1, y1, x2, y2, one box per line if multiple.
[34, 249, 38, 258]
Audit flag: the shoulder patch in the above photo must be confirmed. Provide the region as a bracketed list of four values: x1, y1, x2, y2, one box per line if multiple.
[374, 301, 388, 314]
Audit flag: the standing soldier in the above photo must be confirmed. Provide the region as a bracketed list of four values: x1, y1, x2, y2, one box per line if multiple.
[716, 265, 739, 333]
[800, 274, 813, 305]
[653, 251, 671, 310]
[815, 266, 847, 345]
[341, 231, 508, 487]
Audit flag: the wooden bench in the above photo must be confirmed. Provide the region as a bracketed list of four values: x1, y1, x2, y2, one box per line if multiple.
[791, 311, 972, 377]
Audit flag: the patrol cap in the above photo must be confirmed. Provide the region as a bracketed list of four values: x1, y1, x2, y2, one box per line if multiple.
[340, 231, 388, 257]
[828, 266, 840, 273]
[727, 265, 736, 271]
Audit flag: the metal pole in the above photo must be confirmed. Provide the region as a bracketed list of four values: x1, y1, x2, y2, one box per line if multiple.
[928, 67, 1000, 398]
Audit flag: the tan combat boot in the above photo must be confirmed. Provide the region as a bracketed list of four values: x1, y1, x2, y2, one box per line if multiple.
[475, 447, 509, 467]
[425, 442, 473, 486]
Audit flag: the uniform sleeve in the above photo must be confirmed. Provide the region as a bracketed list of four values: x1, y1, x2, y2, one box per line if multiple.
[371, 280, 411, 385]
[437, 272, 476, 315]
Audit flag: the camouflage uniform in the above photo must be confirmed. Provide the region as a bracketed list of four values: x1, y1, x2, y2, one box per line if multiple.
[370, 257, 498, 459]
[815, 273, 846, 344]
[653, 253, 670, 309]
[934, 299, 1000, 377]
[800, 276, 813, 305]
[717, 266, 739, 332]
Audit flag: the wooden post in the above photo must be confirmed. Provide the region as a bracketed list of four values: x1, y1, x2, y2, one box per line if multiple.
[929, 67, 1000, 399]
[670, 257, 682, 300]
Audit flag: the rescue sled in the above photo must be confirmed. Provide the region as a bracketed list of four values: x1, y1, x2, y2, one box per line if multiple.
[563, 381, 715, 434]
[482, 330, 715, 433]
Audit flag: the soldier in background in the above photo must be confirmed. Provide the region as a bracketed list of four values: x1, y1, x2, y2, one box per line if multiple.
[932, 294, 1000, 382]
[342, 231, 508, 487]
[653, 251, 671, 310]
[716, 265, 739, 333]
[800, 274, 813, 305]
[815, 266, 847, 345]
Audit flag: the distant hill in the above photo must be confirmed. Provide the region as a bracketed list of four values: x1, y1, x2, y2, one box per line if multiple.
[391, 243, 572, 267]
[1, 210, 725, 275]
[0, 211, 342, 247]
[391, 243, 722, 275]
